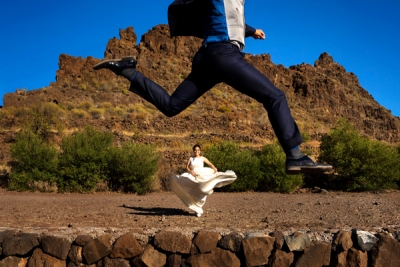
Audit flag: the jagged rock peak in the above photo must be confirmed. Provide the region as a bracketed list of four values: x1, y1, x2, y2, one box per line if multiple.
[313, 52, 348, 78]
[104, 26, 138, 59]
[119, 26, 137, 43]
[314, 52, 334, 68]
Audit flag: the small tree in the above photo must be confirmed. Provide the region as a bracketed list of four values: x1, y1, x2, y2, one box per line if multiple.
[205, 141, 262, 191]
[256, 143, 303, 193]
[23, 103, 65, 140]
[107, 142, 161, 194]
[319, 119, 400, 191]
[58, 126, 113, 192]
[9, 128, 59, 191]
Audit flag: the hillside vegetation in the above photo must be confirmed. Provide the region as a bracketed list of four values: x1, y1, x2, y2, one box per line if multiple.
[1, 25, 399, 192]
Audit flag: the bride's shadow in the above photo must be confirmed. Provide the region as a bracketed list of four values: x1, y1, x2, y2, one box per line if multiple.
[121, 205, 193, 216]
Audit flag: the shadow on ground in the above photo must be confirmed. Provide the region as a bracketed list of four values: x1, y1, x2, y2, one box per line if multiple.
[121, 205, 194, 217]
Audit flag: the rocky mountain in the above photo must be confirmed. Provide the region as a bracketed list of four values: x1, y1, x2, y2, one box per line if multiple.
[2, 25, 399, 161]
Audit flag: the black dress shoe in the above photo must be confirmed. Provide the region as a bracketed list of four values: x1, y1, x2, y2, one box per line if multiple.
[286, 156, 332, 175]
[93, 57, 137, 76]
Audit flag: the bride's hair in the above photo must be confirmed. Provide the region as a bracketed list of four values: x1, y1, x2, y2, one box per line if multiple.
[192, 144, 201, 151]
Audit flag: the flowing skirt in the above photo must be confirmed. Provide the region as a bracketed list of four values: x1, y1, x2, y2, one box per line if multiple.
[169, 167, 236, 216]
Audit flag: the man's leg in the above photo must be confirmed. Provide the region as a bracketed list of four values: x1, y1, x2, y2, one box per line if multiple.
[131, 71, 216, 117]
[207, 44, 301, 151]
[206, 43, 331, 174]
[93, 54, 217, 117]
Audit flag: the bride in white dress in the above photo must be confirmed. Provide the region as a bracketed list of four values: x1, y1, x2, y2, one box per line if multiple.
[169, 144, 237, 217]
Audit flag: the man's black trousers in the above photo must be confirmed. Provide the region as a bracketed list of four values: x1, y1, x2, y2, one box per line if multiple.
[131, 42, 303, 152]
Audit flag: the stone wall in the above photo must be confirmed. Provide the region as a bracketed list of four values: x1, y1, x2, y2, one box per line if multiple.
[0, 228, 399, 267]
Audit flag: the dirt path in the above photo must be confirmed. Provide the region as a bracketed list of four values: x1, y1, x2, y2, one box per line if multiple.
[1, 188, 399, 233]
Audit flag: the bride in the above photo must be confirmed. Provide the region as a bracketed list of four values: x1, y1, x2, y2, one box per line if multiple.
[169, 144, 237, 217]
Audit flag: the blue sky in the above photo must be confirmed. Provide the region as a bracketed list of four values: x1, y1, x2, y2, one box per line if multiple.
[1, 0, 399, 116]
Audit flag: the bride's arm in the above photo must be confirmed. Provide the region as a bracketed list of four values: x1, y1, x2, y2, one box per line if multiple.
[186, 158, 197, 176]
[203, 157, 218, 173]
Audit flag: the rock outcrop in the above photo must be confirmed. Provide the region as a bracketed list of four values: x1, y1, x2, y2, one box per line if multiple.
[2, 24, 400, 145]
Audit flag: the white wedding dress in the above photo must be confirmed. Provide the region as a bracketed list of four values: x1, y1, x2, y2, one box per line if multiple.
[169, 156, 237, 216]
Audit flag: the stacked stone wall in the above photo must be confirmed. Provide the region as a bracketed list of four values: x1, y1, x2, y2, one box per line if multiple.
[0, 228, 399, 266]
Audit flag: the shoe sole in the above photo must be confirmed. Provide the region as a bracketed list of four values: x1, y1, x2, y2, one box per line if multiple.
[93, 57, 136, 70]
[286, 166, 332, 175]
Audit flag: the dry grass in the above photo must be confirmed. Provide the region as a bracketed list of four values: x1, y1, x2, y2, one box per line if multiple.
[155, 162, 176, 192]
[95, 180, 110, 192]
[98, 102, 113, 109]
[12, 107, 32, 118]
[127, 103, 157, 118]
[217, 105, 231, 113]
[71, 108, 90, 119]
[110, 107, 126, 117]
[62, 101, 76, 111]
[0, 164, 10, 176]
[78, 101, 94, 111]
[89, 108, 105, 119]
[27, 181, 58, 193]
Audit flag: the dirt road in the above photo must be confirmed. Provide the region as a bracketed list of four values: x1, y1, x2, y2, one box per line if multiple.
[1, 188, 399, 233]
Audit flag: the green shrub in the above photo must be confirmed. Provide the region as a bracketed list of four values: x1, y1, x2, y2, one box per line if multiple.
[21, 103, 65, 140]
[111, 107, 126, 117]
[63, 101, 76, 111]
[70, 108, 89, 119]
[106, 142, 161, 194]
[217, 105, 231, 113]
[301, 132, 311, 142]
[204, 141, 262, 191]
[13, 107, 32, 119]
[99, 102, 113, 109]
[9, 128, 59, 191]
[256, 143, 303, 193]
[89, 107, 105, 119]
[78, 101, 94, 111]
[319, 119, 400, 191]
[58, 126, 113, 192]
